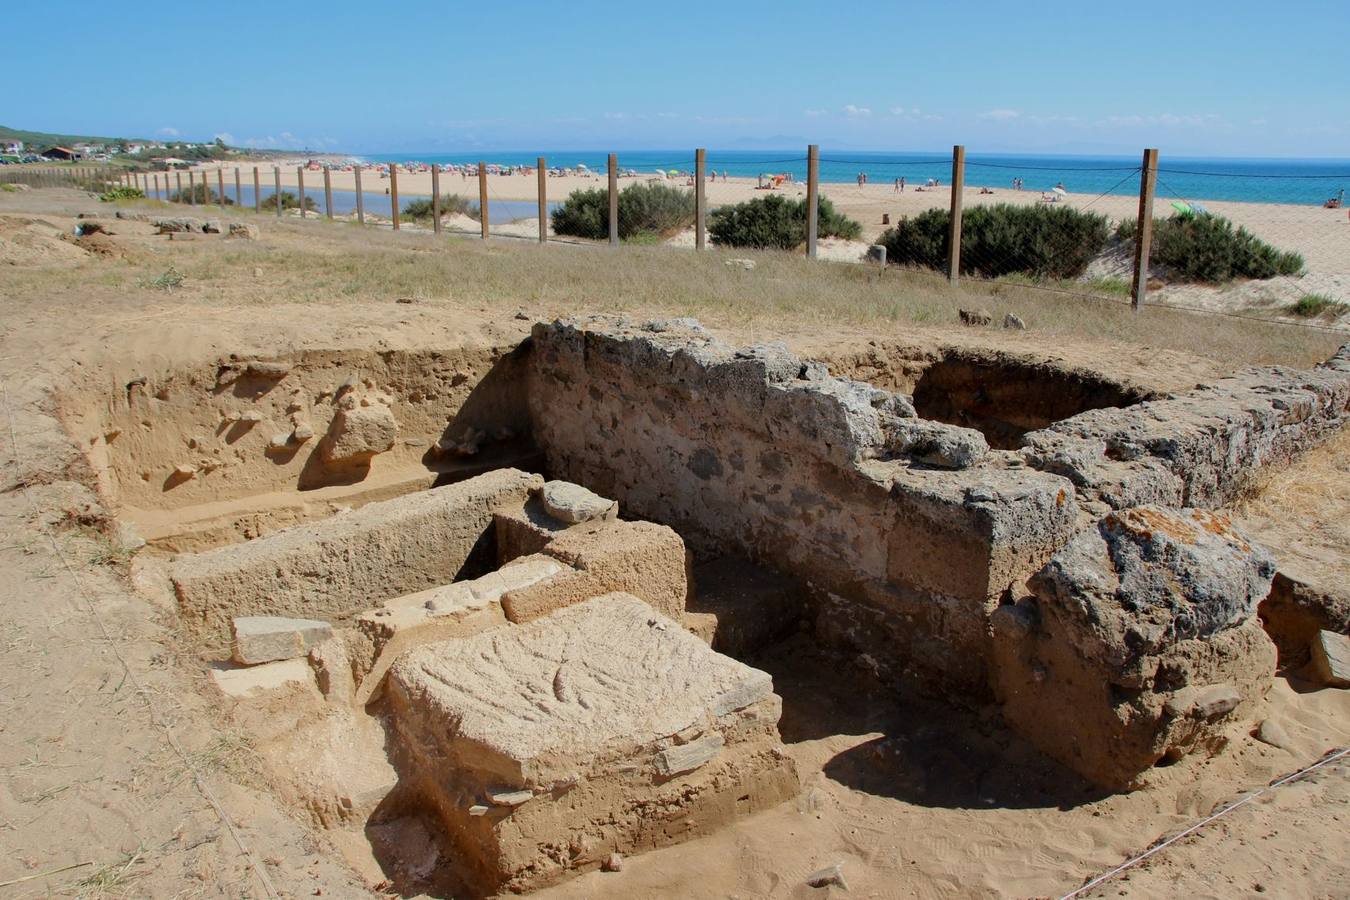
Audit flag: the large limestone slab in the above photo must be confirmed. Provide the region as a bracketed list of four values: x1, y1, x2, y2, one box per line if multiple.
[350, 554, 564, 706]
[171, 468, 542, 638]
[386, 594, 797, 893]
[992, 506, 1277, 791]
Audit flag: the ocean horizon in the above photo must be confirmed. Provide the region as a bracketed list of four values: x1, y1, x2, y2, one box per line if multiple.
[353, 150, 1350, 206]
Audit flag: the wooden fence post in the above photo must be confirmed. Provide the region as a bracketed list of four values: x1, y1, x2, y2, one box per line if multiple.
[152, 173, 158, 199]
[947, 144, 966, 285]
[354, 166, 364, 225]
[273, 167, 282, 218]
[537, 156, 547, 244]
[234, 167, 241, 207]
[187, 170, 196, 205]
[390, 166, 400, 230]
[478, 161, 489, 239]
[252, 166, 261, 213]
[806, 144, 819, 258]
[431, 165, 442, 235]
[217, 168, 226, 209]
[324, 166, 334, 220]
[1131, 148, 1159, 312]
[607, 153, 619, 246]
[176, 172, 183, 202]
[297, 166, 306, 218]
[695, 148, 707, 250]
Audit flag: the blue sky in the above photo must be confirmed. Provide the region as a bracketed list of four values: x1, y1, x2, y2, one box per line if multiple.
[7, 0, 1347, 157]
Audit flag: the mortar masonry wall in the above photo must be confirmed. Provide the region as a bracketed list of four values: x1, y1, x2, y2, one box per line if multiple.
[527, 319, 1350, 698]
[528, 318, 1079, 693]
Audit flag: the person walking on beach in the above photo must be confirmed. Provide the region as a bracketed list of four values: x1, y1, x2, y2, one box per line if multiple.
[857, 172, 865, 188]
[900, 176, 905, 192]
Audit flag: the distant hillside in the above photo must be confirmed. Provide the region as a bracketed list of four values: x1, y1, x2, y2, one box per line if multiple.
[0, 125, 150, 148]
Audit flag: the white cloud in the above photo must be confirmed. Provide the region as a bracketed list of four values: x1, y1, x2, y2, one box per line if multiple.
[603, 112, 626, 120]
[157, 126, 179, 137]
[239, 131, 335, 151]
[1099, 112, 1224, 128]
[843, 104, 872, 118]
[804, 108, 827, 117]
[979, 109, 1020, 121]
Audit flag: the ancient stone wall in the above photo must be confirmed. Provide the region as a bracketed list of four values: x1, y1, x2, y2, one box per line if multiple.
[1023, 345, 1350, 511]
[528, 318, 1079, 693]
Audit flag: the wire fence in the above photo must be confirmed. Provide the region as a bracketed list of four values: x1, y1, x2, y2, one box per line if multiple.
[3, 146, 1347, 334]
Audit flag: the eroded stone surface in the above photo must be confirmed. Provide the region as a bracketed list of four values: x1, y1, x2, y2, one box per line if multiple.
[350, 554, 564, 705]
[993, 506, 1277, 790]
[528, 317, 1077, 693]
[1311, 630, 1350, 688]
[1022, 345, 1350, 510]
[517, 519, 690, 621]
[171, 468, 542, 637]
[540, 480, 618, 523]
[386, 593, 797, 894]
[232, 615, 332, 665]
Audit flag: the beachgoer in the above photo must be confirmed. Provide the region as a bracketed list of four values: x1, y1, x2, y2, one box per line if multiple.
[1055, 181, 1065, 192]
[900, 176, 905, 191]
[722, 170, 727, 181]
[857, 173, 864, 187]
[894, 178, 900, 193]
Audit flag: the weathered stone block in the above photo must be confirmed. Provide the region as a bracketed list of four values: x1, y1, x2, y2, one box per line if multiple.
[351, 554, 563, 705]
[171, 469, 542, 638]
[1310, 630, 1350, 688]
[321, 402, 397, 464]
[992, 506, 1277, 791]
[231, 615, 332, 665]
[539, 480, 617, 523]
[501, 520, 690, 622]
[386, 594, 797, 894]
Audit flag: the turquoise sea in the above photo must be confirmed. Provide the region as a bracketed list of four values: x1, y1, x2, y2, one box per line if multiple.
[359, 150, 1350, 207]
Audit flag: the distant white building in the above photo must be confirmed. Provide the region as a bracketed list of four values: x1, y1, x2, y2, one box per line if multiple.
[1, 140, 22, 155]
[125, 143, 144, 154]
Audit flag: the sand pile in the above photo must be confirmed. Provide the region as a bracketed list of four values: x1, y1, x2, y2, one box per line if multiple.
[0, 215, 90, 266]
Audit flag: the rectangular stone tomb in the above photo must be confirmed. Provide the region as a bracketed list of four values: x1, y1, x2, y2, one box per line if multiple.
[170, 468, 541, 638]
[386, 593, 798, 895]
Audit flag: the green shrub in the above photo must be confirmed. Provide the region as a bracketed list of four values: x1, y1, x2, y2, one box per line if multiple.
[616, 182, 697, 238]
[551, 182, 697, 240]
[1117, 213, 1302, 283]
[1289, 293, 1349, 318]
[707, 194, 861, 250]
[99, 186, 145, 202]
[403, 194, 480, 221]
[878, 203, 1109, 279]
[259, 191, 317, 212]
[170, 183, 233, 205]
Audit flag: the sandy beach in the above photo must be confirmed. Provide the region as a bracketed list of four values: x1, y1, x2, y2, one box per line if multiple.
[196, 159, 1349, 274]
[173, 158, 1350, 319]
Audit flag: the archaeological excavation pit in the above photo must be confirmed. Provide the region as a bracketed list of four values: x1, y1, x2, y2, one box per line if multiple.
[57, 315, 1350, 895]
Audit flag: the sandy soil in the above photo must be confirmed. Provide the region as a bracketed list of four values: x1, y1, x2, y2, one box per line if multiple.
[0, 187, 1346, 898]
